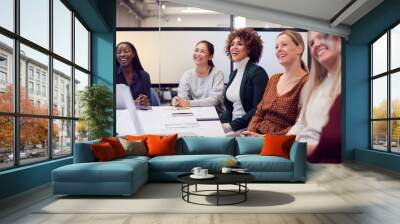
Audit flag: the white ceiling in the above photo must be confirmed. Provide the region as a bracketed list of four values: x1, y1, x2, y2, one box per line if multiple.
[169, 0, 384, 37]
[225, 0, 352, 22]
[118, 0, 384, 37]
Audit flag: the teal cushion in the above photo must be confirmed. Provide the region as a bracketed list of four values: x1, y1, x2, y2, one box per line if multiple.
[149, 154, 235, 172]
[236, 155, 293, 172]
[177, 136, 235, 155]
[53, 159, 146, 183]
[236, 137, 264, 155]
[73, 140, 100, 163]
[117, 155, 150, 162]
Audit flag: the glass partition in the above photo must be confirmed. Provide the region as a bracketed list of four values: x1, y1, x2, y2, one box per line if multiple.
[115, 0, 341, 163]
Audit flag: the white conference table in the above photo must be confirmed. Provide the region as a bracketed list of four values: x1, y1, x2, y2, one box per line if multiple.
[116, 106, 226, 137]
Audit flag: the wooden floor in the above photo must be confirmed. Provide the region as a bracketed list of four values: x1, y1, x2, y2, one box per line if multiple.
[1, 162, 400, 224]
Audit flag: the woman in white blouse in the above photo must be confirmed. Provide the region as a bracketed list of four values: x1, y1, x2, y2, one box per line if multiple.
[288, 32, 342, 156]
[171, 40, 225, 112]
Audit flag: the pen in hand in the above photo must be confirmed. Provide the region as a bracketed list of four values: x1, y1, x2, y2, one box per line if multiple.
[171, 96, 181, 106]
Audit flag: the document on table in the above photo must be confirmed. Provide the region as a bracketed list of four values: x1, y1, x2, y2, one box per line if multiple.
[191, 107, 220, 121]
[171, 109, 194, 117]
[163, 116, 199, 128]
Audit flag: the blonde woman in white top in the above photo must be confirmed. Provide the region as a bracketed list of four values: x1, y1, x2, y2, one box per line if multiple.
[172, 40, 225, 112]
[288, 32, 341, 156]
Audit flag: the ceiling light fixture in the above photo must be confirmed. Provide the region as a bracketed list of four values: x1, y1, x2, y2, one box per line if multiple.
[181, 8, 215, 14]
[234, 16, 246, 29]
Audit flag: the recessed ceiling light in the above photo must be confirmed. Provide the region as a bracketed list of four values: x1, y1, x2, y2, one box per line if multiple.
[161, 4, 166, 10]
[177, 17, 181, 22]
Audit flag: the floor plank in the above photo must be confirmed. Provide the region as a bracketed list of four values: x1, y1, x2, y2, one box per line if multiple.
[1, 161, 400, 224]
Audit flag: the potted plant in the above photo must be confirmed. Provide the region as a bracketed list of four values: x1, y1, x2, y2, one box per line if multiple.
[79, 84, 113, 140]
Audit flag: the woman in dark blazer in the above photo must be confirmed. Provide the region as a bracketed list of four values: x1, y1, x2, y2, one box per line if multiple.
[220, 28, 269, 132]
[116, 41, 151, 106]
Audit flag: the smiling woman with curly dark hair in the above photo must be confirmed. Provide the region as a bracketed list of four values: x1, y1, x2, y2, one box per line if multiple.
[219, 28, 269, 133]
[224, 28, 264, 63]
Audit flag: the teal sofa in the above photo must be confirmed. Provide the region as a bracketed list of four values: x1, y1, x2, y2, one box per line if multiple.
[52, 136, 306, 196]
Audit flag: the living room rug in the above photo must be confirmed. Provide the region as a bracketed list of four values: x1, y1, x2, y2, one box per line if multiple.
[38, 183, 361, 214]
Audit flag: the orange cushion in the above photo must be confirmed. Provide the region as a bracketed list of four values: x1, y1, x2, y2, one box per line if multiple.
[146, 134, 178, 157]
[124, 135, 148, 142]
[91, 142, 117, 162]
[260, 134, 296, 159]
[101, 137, 127, 158]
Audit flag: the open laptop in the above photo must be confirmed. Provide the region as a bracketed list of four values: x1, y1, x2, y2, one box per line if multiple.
[116, 84, 144, 135]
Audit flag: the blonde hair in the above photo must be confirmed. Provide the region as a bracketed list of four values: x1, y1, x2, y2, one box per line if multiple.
[300, 33, 341, 122]
[277, 30, 308, 73]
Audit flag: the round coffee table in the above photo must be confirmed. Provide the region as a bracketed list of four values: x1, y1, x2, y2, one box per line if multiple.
[177, 173, 255, 206]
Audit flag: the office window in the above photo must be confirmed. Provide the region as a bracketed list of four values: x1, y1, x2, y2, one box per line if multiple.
[0, 116, 13, 170]
[53, 0, 72, 60]
[28, 67, 34, 80]
[391, 24, 400, 70]
[0, 0, 14, 32]
[0, 71, 6, 83]
[0, 53, 7, 91]
[42, 85, 46, 97]
[53, 59, 72, 116]
[0, 1, 91, 170]
[372, 34, 387, 77]
[19, 117, 49, 165]
[74, 69, 89, 118]
[41, 73, 46, 83]
[35, 84, 40, 95]
[0, 54, 7, 67]
[75, 120, 87, 143]
[0, 35, 13, 113]
[20, 0, 49, 49]
[0, 71, 7, 92]
[28, 81, 34, 94]
[35, 70, 41, 81]
[21, 44, 49, 116]
[53, 119, 72, 158]
[54, 79, 59, 105]
[75, 18, 89, 70]
[370, 22, 400, 154]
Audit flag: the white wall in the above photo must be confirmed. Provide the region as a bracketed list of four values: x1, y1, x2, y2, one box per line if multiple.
[259, 32, 308, 76]
[117, 31, 231, 83]
[117, 31, 160, 83]
[142, 14, 230, 27]
[116, 30, 308, 84]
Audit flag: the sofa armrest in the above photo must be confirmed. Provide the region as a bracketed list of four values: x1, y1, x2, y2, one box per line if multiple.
[73, 140, 100, 163]
[289, 141, 307, 181]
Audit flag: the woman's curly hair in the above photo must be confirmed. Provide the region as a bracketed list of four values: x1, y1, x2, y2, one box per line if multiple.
[225, 28, 263, 63]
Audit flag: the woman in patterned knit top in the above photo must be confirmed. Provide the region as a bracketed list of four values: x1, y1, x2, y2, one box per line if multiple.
[241, 30, 308, 137]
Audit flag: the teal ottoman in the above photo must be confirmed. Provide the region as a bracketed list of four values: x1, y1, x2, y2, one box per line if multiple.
[52, 156, 148, 196]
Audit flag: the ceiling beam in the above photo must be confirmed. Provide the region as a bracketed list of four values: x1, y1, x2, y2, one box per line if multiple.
[120, 0, 145, 20]
[330, 0, 368, 27]
[169, 0, 351, 37]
